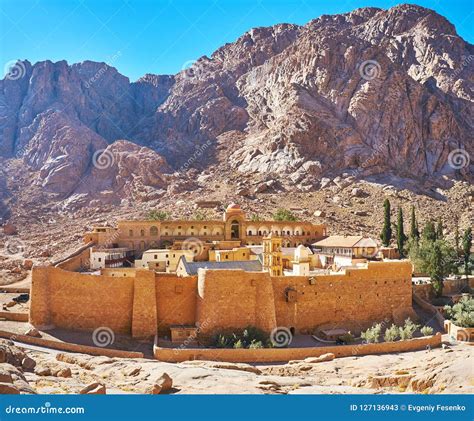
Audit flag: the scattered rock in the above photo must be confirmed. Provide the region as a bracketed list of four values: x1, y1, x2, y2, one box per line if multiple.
[304, 353, 336, 364]
[0, 383, 20, 394]
[149, 373, 173, 394]
[21, 356, 36, 371]
[22, 259, 34, 270]
[367, 374, 413, 388]
[313, 210, 326, 217]
[3, 224, 18, 235]
[351, 188, 365, 197]
[353, 210, 368, 216]
[55, 367, 72, 378]
[80, 382, 106, 395]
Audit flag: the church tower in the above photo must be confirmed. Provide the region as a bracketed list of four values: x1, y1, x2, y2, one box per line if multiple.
[262, 234, 283, 276]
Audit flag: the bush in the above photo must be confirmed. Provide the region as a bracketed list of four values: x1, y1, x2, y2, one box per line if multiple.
[148, 210, 170, 221]
[399, 318, 419, 340]
[361, 323, 382, 343]
[337, 332, 355, 344]
[273, 208, 298, 222]
[420, 326, 434, 336]
[384, 324, 400, 342]
[444, 297, 474, 328]
[211, 326, 272, 349]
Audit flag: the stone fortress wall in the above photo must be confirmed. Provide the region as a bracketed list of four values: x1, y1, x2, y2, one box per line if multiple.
[30, 261, 413, 339]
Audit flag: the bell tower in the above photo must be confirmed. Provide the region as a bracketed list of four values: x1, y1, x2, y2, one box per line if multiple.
[262, 234, 283, 276]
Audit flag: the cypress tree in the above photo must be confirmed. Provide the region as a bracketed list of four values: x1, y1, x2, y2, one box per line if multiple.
[396, 207, 407, 257]
[410, 205, 419, 241]
[436, 217, 444, 240]
[422, 220, 436, 243]
[462, 228, 472, 280]
[380, 198, 392, 247]
[430, 242, 444, 297]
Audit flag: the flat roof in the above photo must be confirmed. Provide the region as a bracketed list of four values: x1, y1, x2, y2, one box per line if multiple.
[313, 236, 377, 248]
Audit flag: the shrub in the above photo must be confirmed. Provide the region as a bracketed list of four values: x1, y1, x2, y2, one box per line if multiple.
[399, 318, 419, 340]
[361, 323, 382, 343]
[444, 297, 474, 328]
[420, 326, 434, 336]
[337, 332, 355, 344]
[211, 326, 271, 349]
[384, 324, 400, 342]
[148, 210, 170, 221]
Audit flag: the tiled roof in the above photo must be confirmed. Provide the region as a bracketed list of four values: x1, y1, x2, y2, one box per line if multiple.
[312, 236, 378, 248]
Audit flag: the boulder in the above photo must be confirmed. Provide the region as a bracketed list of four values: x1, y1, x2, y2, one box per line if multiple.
[80, 382, 106, 395]
[149, 373, 173, 394]
[304, 353, 336, 364]
[351, 188, 365, 197]
[0, 368, 13, 383]
[22, 259, 34, 270]
[3, 224, 18, 235]
[0, 383, 20, 394]
[55, 367, 72, 378]
[320, 178, 331, 189]
[21, 356, 36, 371]
[313, 210, 326, 217]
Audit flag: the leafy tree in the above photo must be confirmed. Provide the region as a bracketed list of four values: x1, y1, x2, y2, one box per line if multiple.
[410, 205, 420, 241]
[422, 220, 437, 243]
[436, 217, 444, 240]
[396, 207, 407, 257]
[380, 199, 392, 247]
[273, 208, 298, 222]
[148, 210, 170, 221]
[454, 222, 460, 255]
[462, 228, 472, 279]
[250, 214, 262, 222]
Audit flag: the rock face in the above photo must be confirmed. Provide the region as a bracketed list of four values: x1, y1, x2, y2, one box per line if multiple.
[0, 4, 472, 207]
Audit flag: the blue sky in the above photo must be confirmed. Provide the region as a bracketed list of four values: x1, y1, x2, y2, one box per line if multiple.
[1, 0, 473, 81]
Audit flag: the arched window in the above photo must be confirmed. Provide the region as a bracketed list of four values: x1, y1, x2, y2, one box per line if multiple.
[248, 230, 253, 235]
[140, 229, 145, 237]
[231, 220, 240, 239]
[129, 229, 133, 237]
[150, 226, 158, 236]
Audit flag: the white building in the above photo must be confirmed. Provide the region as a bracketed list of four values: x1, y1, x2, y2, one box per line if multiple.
[292, 245, 310, 276]
[90, 247, 130, 269]
[312, 236, 379, 269]
[135, 249, 195, 272]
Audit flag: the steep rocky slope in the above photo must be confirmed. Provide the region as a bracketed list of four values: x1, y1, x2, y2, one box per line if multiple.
[0, 4, 472, 254]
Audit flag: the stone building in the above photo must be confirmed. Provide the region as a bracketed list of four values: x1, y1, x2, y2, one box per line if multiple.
[83, 204, 327, 257]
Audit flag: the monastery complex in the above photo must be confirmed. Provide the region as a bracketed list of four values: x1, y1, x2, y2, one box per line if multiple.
[29, 204, 416, 347]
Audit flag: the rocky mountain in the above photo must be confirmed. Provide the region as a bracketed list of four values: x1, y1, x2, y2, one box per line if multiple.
[0, 4, 472, 214]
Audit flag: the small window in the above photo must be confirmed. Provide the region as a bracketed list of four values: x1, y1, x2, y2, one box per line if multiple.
[129, 229, 133, 236]
[98, 258, 102, 262]
[154, 255, 158, 259]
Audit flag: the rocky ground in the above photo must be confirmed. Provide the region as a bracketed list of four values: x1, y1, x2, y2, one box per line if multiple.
[0, 338, 471, 395]
[0, 173, 472, 280]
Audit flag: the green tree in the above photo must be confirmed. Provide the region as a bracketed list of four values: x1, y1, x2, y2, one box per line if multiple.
[273, 208, 298, 222]
[436, 217, 444, 240]
[148, 210, 170, 221]
[429, 242, 444, 297]
[396, 207, 407, 257]
[454, 222, 460, 254]
[380, 199, 392, 247]
[462, 228, 472, 280]
[409, 205, 420, 241]
[422, 220, 436, 243]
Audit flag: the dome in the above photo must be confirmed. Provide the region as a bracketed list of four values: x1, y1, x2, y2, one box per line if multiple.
[226, 203, 241, 211]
